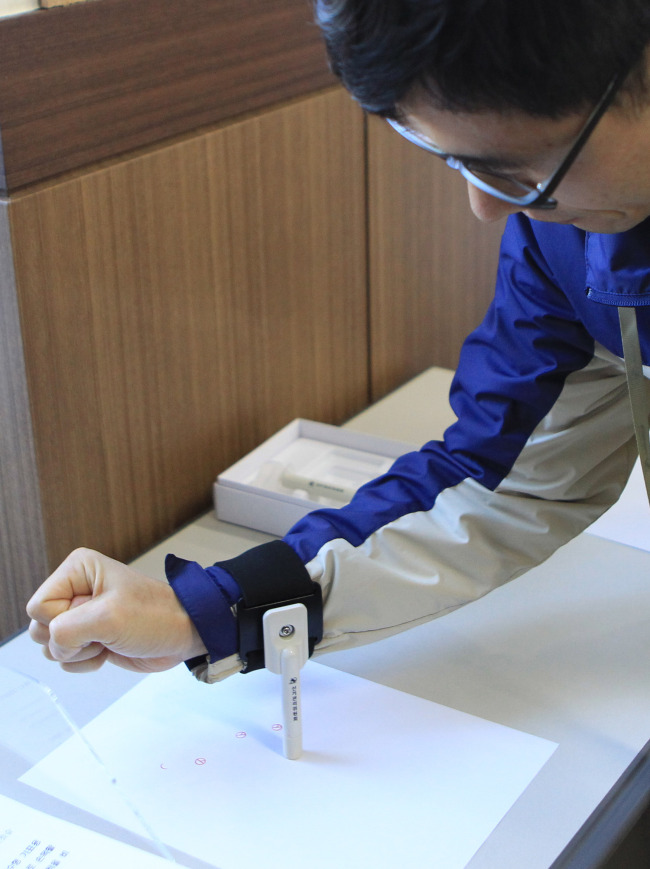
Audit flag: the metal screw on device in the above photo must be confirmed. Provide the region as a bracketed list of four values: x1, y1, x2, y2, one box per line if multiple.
[279, 624, 295, 638]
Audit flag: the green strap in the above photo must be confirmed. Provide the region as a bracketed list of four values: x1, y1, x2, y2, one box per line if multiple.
[618, 305, 650, 505]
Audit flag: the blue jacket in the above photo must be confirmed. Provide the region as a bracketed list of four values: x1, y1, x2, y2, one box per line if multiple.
[171, 214, 645, 681]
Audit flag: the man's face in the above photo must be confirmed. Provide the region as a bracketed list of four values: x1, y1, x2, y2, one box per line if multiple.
[400, 90, 650, 234]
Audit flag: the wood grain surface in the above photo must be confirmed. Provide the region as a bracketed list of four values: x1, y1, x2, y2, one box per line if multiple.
[367, 113, 504, 400]
[0, 203, 49, 640]
[9, 88, 367, 573]
[0, 0, 333, 192]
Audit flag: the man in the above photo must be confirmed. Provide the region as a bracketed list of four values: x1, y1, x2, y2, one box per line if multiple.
[27, 0, 650, 682]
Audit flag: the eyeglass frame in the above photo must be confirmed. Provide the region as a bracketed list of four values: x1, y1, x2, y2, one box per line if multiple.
[386, 68, 627, 210]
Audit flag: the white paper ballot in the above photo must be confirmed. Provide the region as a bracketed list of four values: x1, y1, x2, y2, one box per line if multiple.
[0, 794, 171, 868]
[22, 663, 557, 869]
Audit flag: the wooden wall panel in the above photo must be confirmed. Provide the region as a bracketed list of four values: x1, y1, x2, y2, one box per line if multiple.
[0, 203, 49, 639]
[9, 88, 367, 573]
[367, 114, 505, 401]
[0, 0, 333, 192]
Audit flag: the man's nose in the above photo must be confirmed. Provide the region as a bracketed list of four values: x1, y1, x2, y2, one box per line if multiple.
[466, 183, 522, 222]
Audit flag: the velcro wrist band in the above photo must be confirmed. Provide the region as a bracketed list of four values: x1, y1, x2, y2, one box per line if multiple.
[216, 540, 323, 673]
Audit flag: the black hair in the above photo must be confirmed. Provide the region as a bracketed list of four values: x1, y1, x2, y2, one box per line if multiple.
[316, 0, 650, 118]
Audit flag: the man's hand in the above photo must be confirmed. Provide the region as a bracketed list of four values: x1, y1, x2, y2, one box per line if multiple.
[26, 548, 207, 674]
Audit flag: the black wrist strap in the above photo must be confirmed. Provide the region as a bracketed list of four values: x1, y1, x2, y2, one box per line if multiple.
[217, 540, 323, 673]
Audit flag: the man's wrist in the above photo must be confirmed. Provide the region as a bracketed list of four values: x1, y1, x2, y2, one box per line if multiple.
[184, 616, 209, 660]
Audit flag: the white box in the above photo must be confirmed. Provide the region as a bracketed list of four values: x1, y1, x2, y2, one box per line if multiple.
[214, 419, 416, 537]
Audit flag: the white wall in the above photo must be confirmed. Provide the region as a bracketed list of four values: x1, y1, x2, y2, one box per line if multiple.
[0, 0, 39, 19]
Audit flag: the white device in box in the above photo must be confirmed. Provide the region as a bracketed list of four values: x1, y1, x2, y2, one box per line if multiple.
[214, 419, 416, 536]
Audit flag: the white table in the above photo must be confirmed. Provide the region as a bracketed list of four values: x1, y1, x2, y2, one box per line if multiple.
[3, 367, 650, 868]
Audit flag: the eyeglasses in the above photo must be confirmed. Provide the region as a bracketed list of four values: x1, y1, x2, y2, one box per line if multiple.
[387, 70, 625, 210]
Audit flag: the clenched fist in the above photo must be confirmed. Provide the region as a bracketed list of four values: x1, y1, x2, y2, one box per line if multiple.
[27, 548, 207, 674]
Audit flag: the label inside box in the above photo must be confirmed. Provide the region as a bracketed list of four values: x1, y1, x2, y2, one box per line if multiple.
[247, 438, 394, 507]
